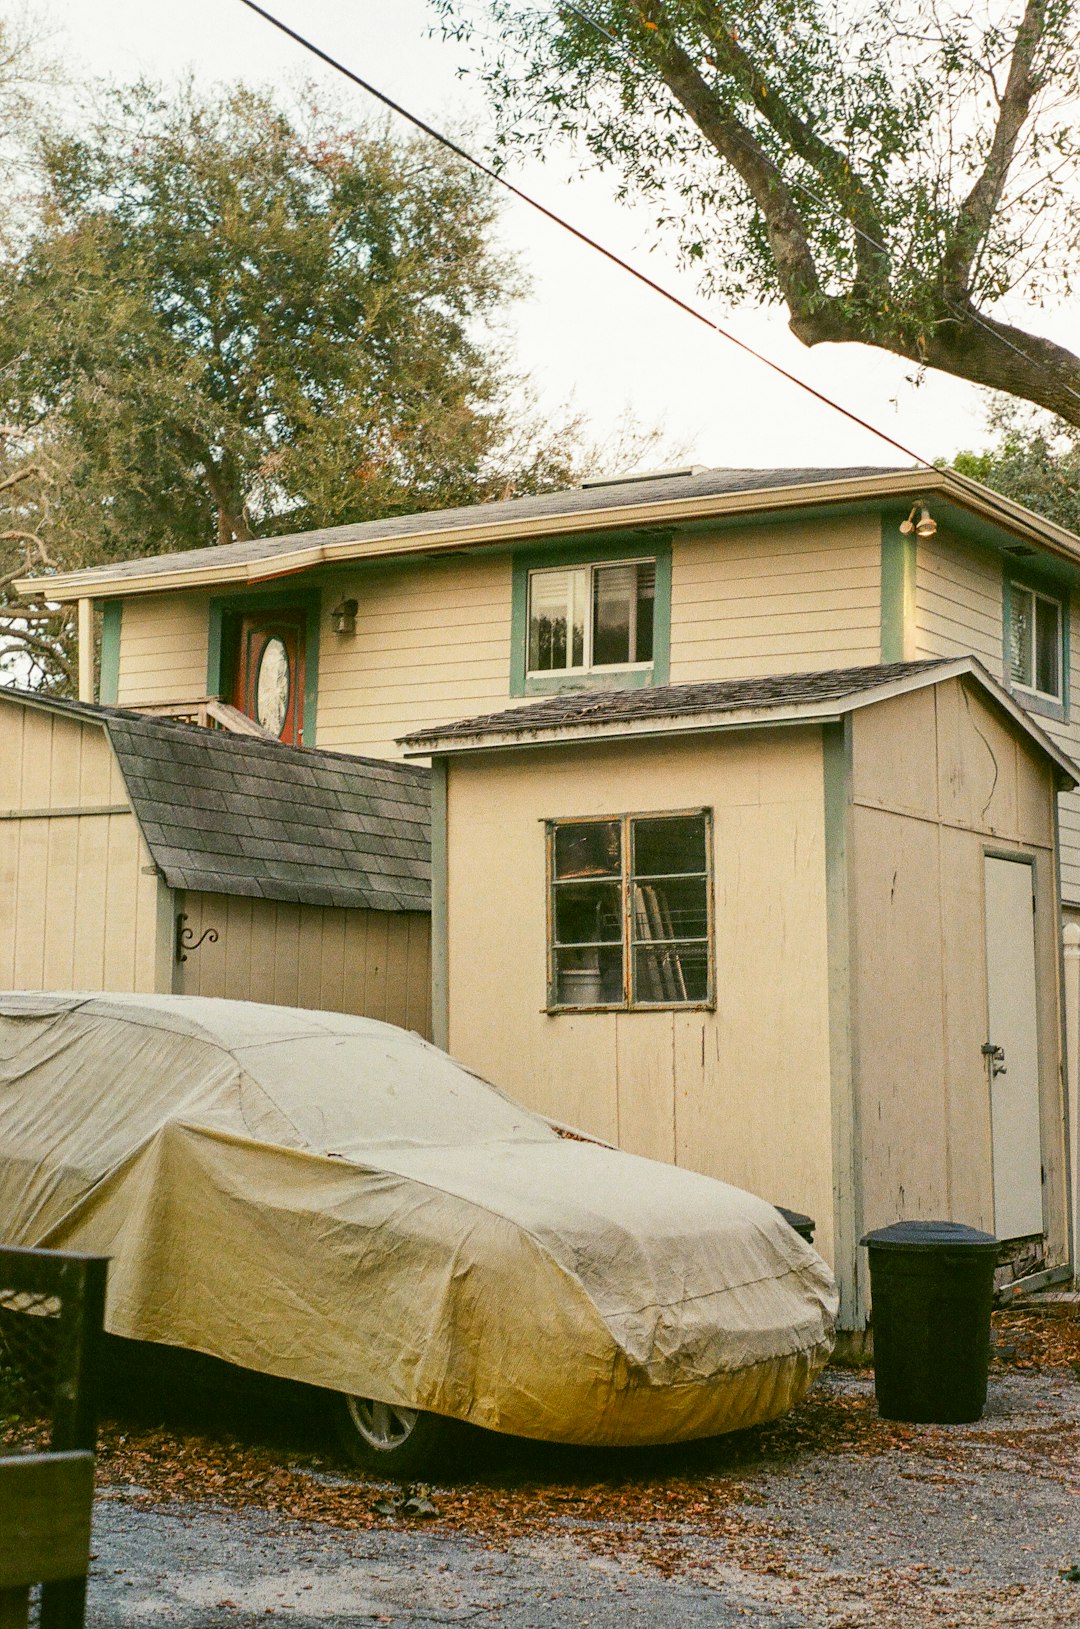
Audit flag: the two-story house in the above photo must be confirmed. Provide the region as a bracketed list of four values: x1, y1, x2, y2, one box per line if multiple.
[12, 460, 1080, 1332]
[27, 461, 1080, 912]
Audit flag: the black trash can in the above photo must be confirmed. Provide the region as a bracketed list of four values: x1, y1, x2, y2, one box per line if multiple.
[774, 1205, 816, 1246]
[861, 1221, 998, 1424]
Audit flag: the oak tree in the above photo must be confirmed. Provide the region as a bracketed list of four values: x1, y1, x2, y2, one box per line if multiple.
[2, 82, 646, 685]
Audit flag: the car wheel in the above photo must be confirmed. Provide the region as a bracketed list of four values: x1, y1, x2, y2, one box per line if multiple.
[335, 1393, 459, 1478]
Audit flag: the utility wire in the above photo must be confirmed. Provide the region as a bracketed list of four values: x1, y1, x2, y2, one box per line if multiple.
[559, 0, 1080, 412]
[235, 0, 936, 469]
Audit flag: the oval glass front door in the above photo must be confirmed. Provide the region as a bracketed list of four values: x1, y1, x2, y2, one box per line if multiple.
[255, 635, 291, 737]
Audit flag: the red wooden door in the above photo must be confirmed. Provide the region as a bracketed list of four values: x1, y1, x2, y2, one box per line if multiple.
[231, 612, 307, 744]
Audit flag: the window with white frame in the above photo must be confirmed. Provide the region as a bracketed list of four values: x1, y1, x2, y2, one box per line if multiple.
[527, 559, 656, 676]
[1008, 583, 1063, 703]
[547, 810, 712, 1010]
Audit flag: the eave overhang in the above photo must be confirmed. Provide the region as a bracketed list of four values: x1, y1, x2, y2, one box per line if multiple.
[18, 467, 1080, 605]
[402, 657, 1080, 792]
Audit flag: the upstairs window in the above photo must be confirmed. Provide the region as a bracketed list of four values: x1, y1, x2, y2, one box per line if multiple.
[547, 810, 712, 1010]
[528, 559, 656, 676]
[1008, 584, 1063, 704]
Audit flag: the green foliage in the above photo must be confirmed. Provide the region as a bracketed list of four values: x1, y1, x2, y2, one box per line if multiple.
[1, 81, 663, 687]
[953, 405, 1080, 536]
[434, 2, 1080, 422]
[0, 83, 547, 556]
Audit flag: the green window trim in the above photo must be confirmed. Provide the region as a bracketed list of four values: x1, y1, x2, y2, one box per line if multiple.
[99, 601, 122, 704]
[879, 519, 916, 664]
[1002, 569, 1070, 723]
[510, 534, 672, 697]
[207, 586, 322, 746]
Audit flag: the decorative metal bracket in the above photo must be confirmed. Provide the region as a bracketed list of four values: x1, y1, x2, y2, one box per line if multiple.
[175, 912, 220, 964]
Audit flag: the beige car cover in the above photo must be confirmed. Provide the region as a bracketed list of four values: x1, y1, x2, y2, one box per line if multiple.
[0, 993, 836, 1445]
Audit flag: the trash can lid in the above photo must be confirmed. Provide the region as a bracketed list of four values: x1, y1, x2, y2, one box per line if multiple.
[860, 1220, 998, 1250]
[774, 1204, 815, 1232]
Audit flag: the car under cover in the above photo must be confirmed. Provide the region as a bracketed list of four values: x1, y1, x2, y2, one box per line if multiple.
[0, 993, 837, 1446]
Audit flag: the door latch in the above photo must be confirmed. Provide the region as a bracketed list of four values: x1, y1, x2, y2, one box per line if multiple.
[982, 1041, 1007, 1076]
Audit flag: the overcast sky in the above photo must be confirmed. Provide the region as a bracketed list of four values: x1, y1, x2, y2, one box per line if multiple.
[30, 0, 1080, 475]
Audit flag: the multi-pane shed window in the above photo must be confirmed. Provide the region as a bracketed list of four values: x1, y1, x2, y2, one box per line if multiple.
[528, 559, 655, 675]
[1008, 584, 1063, 703]
[547, 812, 712, 1009]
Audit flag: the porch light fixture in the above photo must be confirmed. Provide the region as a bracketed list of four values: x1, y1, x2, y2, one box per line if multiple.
[900, 503, 937, 539]
[331, 597, 358, 636]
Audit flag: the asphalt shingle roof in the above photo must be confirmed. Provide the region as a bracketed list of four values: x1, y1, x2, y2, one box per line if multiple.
[4, 691, 430, 913]
[44, 466, 908, 587]
[403, 661, 954, 746]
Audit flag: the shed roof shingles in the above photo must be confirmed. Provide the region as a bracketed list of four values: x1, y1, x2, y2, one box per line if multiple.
[6, 692, 430, 913]
[402, 661, 953, 746]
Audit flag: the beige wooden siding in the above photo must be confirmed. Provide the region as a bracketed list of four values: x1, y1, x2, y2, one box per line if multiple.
[175, 891, 432, 1036]
[850, 678, 1066, 1266]
[0, 704, 169, 992]
[668, 514, 881, 681]
[912, 533, 1080, 903]
[445, 729, 836, 1263]
[1037, 609, 1080, 904]
[317, 555, 513, 757]
[913, 531, 1002, 670]
[116, 591, 210, 706]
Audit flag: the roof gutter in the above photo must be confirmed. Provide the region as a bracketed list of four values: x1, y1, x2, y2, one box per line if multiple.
[17, 467, 1080, 605]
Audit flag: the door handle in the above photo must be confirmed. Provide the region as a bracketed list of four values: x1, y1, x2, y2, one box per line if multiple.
[982, 1042, 1007, 1077]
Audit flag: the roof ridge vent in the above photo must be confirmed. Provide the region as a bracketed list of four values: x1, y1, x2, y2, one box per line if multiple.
[580, 464, 707, 489]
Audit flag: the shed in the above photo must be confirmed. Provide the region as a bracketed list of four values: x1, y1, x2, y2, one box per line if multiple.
[405, 658, 1078, 1330]
[0, 689, 432, 1034]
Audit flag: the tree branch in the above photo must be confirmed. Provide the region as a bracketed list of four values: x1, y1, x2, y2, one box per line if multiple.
[0, 460, 51, 497]
[942, 0, 1048, 298]
[680, 0, 890, 292]
[633, 4, 831, 317]
[0, 527, 57, 567]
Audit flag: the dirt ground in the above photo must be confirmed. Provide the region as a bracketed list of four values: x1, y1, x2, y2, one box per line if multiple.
[78, 1311, 1080, 1629]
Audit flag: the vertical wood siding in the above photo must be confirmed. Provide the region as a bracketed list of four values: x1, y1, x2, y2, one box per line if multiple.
[116, 592, 211, 706]
[0, 705, 166, 992]
[668, 514, 882, 680]
[175, 891, 432, 1036]
[913, 529, 1080, 902]
[849, 679, 1066, 1266]
[316, 555, 513, 758]
[444, 730, 836, 1264]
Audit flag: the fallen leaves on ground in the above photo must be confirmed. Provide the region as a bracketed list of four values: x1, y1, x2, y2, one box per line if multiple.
[5, 1303, 1074, 1617]
[88, 1328, 1078, 1573]
[992, 1307, 1080, 1372]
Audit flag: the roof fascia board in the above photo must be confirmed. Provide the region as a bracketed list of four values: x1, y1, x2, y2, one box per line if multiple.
[22, 466, 1080, 604]
[15, 470, 934, 602]
[405, 707, 847, 756]
[404, 657, 1079, 787]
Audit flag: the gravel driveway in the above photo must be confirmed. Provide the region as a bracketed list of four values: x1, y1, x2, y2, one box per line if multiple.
[84, 1349, 1080, 1629]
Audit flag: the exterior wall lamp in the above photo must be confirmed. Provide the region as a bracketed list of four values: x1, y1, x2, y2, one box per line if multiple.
[900, 504, 938, 539]
[331, 597, 358, 636]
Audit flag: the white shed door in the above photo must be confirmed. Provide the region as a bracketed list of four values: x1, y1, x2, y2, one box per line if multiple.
[984, 855, 1044, 1240]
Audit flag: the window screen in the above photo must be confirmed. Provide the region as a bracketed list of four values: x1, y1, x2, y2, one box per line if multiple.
[528, 559, 656, 674]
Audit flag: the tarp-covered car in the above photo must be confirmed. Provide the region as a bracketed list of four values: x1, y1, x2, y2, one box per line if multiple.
[0, 993, 836, 1469]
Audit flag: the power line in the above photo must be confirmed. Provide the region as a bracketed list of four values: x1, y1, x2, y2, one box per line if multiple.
[560, 0, 1080, 412]
[235, 0, 936, 469]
